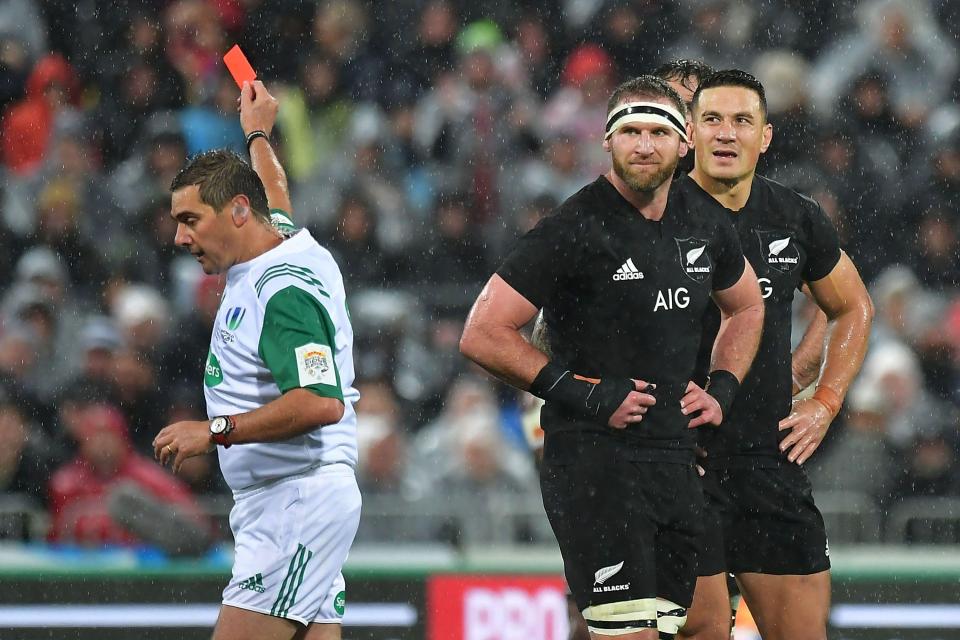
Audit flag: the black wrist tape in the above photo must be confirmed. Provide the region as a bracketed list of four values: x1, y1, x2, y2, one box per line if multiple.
[706, 369, 740, 418]
[530, 362, 634, 425]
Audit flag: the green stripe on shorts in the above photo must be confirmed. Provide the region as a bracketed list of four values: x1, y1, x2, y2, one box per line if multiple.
[271, 544, 307, 616]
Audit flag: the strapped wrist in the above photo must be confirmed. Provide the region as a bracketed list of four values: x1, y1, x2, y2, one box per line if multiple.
[812, 386, 842, 417]
[706, 369, 740, 418]
[529, 362, 633, 426]
[245, 129, 269, 151]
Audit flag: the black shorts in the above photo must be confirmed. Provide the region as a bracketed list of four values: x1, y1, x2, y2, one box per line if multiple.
[540, 432, 704, 611]
[699, 461, 831, 576]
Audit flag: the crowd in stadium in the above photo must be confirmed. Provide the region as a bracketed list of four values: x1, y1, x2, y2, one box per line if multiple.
[0, 0, 959, 550]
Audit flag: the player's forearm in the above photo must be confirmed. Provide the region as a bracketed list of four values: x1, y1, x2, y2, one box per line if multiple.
[229, 388, 344, 444]
[791, 309, 828, 391]
[816, 299, 873, 401]
[460, 323, 549, 390]
[249, 137, 293, 214]
[711, 301, 764, 382]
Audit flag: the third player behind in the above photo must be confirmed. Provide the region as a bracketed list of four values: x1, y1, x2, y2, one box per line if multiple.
[678, 70, 874, 640]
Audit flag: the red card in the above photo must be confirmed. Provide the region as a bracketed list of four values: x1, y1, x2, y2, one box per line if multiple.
[223, 45, 256, 88]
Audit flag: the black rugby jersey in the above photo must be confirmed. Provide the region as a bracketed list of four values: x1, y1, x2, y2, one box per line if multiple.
[693, 174, 841, 464]
[498, 174, 744, 458]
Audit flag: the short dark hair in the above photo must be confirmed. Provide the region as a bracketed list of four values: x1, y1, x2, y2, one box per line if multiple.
[653, 59, 716, 94]
[607, 74, 686, 120]
[692, 69, 768, 121]
[170, 149, 270, 222]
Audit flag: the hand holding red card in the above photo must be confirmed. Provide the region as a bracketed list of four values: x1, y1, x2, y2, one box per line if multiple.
[224, 45, 256, 88]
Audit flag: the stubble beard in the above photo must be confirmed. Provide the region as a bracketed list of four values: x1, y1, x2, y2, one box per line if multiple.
[613, 154, 678, 194]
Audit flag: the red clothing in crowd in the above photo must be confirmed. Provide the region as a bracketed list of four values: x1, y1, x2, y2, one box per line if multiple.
[1, 53, 80, 175]
[47, 405, 203, 546]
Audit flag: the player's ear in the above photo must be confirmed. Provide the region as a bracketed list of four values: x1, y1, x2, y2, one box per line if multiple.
[602, 136, 611, 152]
[231, 196, 250, 226]
[760, 122, 773, 154]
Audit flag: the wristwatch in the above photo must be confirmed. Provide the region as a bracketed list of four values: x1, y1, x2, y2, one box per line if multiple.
[210, 415, 236, 448]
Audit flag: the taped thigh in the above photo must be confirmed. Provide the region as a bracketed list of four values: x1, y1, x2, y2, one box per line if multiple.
[656, 597, 687, 635]
[582, 598, 657, 636]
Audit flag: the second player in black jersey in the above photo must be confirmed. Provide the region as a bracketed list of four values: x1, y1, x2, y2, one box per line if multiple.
[462, 75, 764, 640]
[678, 71, 873, 640]
[693, 174, 842, 462]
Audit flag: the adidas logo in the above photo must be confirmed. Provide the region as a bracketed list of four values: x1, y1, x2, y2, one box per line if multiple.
[613, 258, 644, 281]
[239, 573, 266, 593]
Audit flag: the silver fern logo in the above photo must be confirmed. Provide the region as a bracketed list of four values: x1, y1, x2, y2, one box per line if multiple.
[686, 245, 706, 265]
[675, 237, 712, 283]
[594, 561, 624, 585]
[768, 238, 790, 256]
[756, 230, 799, 274]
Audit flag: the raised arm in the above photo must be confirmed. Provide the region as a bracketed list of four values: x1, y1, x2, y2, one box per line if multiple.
[239, 80, 292, 214]
[778, 251, 874, 464]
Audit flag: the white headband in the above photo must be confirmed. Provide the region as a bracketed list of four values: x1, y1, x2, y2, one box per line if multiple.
[604, 101, 688, 143]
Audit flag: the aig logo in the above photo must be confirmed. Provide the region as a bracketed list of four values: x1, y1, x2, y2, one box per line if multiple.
[654, 287, 690, 311]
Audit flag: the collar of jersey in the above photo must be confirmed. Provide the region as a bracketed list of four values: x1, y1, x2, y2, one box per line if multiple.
[226, 228, 310, 285]
[598, 175, 680, 229]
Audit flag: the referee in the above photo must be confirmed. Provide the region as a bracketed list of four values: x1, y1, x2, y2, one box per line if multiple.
[678, 70, 873, 640]
[460, 75, 764, 639]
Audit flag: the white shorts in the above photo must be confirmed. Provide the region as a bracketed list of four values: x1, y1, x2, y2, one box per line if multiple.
[222, 463, 362, 626]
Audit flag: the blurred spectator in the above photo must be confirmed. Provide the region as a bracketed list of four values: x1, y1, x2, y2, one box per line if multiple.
[667, 0, 758, 70]
[47, 404, 210, 554]
[276, 51, 354, 188]
[0, 0, 47, 65]
[178, 73, 246, 156]
[355, 379, 411, 497]
[909, 206, 960, 290]
[110, 284, 172, 452]
[164, 0, 227, 98]
[91, 8, 188, 166]
[110, 113, 189, 218]
[311, 0, 384, 102]
[810, 380, 897, 507]
[811, 0, 958, 126]
[325, 192, 393, 290]
[1, 52, 80, 176]
[593, 0, 679, 75]
[891, 417, 960, 502]
[414, 20, 535, 221]
[160, 274, 223, 392]
[0, 389, 61, 511]
[74, 316, 124, 387]
[415, 193, 488, 317]
[542, 43, 616, 179]
[410, 377, 537, 543]
[395, 0, 459, 98]
[501, 10, 560, 98]
[28, 179, 109, 297]
[752, 50, 814, 173]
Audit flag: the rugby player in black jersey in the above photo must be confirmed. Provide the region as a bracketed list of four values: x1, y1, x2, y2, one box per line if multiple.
[654, 61, 828, 638]
[678, 71, 873, 640]
[460, 75, 765, 640]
